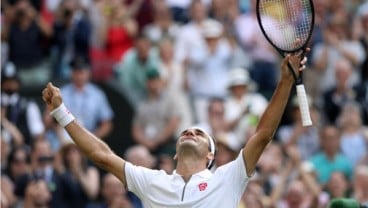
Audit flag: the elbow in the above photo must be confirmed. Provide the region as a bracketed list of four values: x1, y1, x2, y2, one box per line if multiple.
[255, 129, 275, 144]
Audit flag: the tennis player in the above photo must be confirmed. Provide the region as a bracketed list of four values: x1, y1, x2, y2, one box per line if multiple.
[42, 53, 307, 207]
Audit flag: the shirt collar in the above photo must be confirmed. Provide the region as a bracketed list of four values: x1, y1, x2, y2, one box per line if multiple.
[172, 169, 213, 180]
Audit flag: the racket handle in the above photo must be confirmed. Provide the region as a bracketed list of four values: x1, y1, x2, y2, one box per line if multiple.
[296, 84, 312, 126]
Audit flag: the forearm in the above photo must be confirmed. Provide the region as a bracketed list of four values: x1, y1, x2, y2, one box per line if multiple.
[126, 0, 143, 17]
[37, 16, 53, 38]
[267, 162, 293, 205]
[256, 79, 294, 140]
[65, 121, 114, 168]
[76, 168, 99, 199]
[243, 78, 294, 176]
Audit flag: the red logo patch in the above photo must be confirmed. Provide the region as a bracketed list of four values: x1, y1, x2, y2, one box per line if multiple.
[198, 182, 208, 191]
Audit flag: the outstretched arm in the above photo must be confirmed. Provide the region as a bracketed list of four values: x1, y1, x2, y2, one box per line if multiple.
[42, 83, 127, 186]
[243, 53, 307, 177]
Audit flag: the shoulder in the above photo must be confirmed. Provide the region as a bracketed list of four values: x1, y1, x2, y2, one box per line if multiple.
[125, 162, 170, 180]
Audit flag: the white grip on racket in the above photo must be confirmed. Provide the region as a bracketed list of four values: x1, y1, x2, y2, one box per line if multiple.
[296, 84, 312, 126]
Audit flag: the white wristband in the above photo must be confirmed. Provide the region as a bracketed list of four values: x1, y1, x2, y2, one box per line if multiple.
[50, 103, 75, 127]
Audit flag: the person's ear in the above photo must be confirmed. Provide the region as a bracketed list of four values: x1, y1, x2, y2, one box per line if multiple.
[207, 152, 214, 161]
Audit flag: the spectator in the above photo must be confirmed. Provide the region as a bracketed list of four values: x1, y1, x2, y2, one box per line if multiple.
[124, 145, 156, 169]
[59, 142, 100, 208]
[158, 38, 193, 136]
[14, 138, 66, 208]
[132, 68, 180, 155]
[195, 98, 240, 150]
[86, 173, 135, 208]
[143, 2, 180, 46]
[240, 180, 266, 208]
[165, 0, 191, 23]
[97, 0, 138, 61]
[309, 125, 353, 184]
[43, 109, 68, 152]
[1, 63, 45, 146]
[224, 68, 268, 145]
[58, 56, 114, 141]
[51, 0, 91, 80]
[257, 142, 286, 196]
[187, 19, 233, 123]
[1, 105, 24, 148]
[157, 154, 175, 174]
[277, 179, 311, 208]
[214, 134, 239, 168]
[352, 165, 368, 204]
[2, 0, 53, 86]
[4, 145, 31, 183]
[312, 14, 366, 93]
[116, 35, 160, 107]
[1, 174, 16, 208]
[322, 59, 360, 124]
[174, 0, 208, 69]
[324, 171, 351, 201]
[208, 0, 240, 32]
[1, 138, 10, 173]
[269, 146, 322, 208]
[353, 2, 368, 124]
[233, 0, 279, 99]
[277, 96, 320, 160]
[16, 179, 52, 208]
[337, 102, 368, 167]
[89, 0, 141, 81]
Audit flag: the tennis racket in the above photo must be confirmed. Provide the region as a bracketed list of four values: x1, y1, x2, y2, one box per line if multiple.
[256, 0, 314, 126]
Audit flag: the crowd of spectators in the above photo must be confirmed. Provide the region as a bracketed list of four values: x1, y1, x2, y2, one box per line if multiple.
[1, 0, 368, 207]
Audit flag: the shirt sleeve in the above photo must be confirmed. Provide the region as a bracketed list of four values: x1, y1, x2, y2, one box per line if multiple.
[124, 162, 163, 199]
[214, 150, 250, 194]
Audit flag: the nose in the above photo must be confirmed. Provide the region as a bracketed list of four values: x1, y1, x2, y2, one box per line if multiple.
[183, 129, 195, 136]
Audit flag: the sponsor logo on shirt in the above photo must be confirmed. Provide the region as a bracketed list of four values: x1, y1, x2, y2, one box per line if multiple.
[198, 182, 208, 191]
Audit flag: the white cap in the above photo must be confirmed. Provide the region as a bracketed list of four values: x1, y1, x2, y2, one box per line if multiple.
[201, 19, 223, 38]
[216, 132, 241, 152]
[228, 68, 250, 88]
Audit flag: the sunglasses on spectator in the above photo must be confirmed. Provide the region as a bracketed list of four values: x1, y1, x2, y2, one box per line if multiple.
[13, 157, 27, 164]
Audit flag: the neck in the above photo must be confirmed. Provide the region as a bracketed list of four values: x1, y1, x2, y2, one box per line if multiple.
[325, 151, 337, 160]
[344, 125, 359, 133]
[74, 84, 86, 91]
[162, 59, 171, 65]
[336, 83, 348, 93]
[176, 150, 207, 182]
[23, 199, 46, 208]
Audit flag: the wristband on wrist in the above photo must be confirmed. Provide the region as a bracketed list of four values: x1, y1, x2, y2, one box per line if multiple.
[50, 103, 75, 127]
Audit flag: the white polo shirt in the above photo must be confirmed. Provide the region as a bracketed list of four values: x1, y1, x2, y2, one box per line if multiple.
[125, 150, 250, 208]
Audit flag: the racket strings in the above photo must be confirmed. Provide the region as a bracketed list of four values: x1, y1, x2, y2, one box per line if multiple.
[258, 0, 313, 51]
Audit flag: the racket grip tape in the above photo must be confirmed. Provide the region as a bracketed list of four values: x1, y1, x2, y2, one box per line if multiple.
[296, 84, 312, 126]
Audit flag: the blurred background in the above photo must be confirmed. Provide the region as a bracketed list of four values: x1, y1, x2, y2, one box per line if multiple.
[0, 0, 367, 207]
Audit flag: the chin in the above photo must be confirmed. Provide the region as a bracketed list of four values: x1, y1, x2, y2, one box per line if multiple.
[178, 141, 198, 152]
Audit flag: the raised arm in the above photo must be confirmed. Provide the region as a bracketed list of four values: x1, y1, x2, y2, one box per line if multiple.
[243, 53, 307, 177]
[42, 83, 127, 186]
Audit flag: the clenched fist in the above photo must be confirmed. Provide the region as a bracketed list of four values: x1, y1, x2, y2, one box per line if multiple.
[42, 83, 63, 111]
